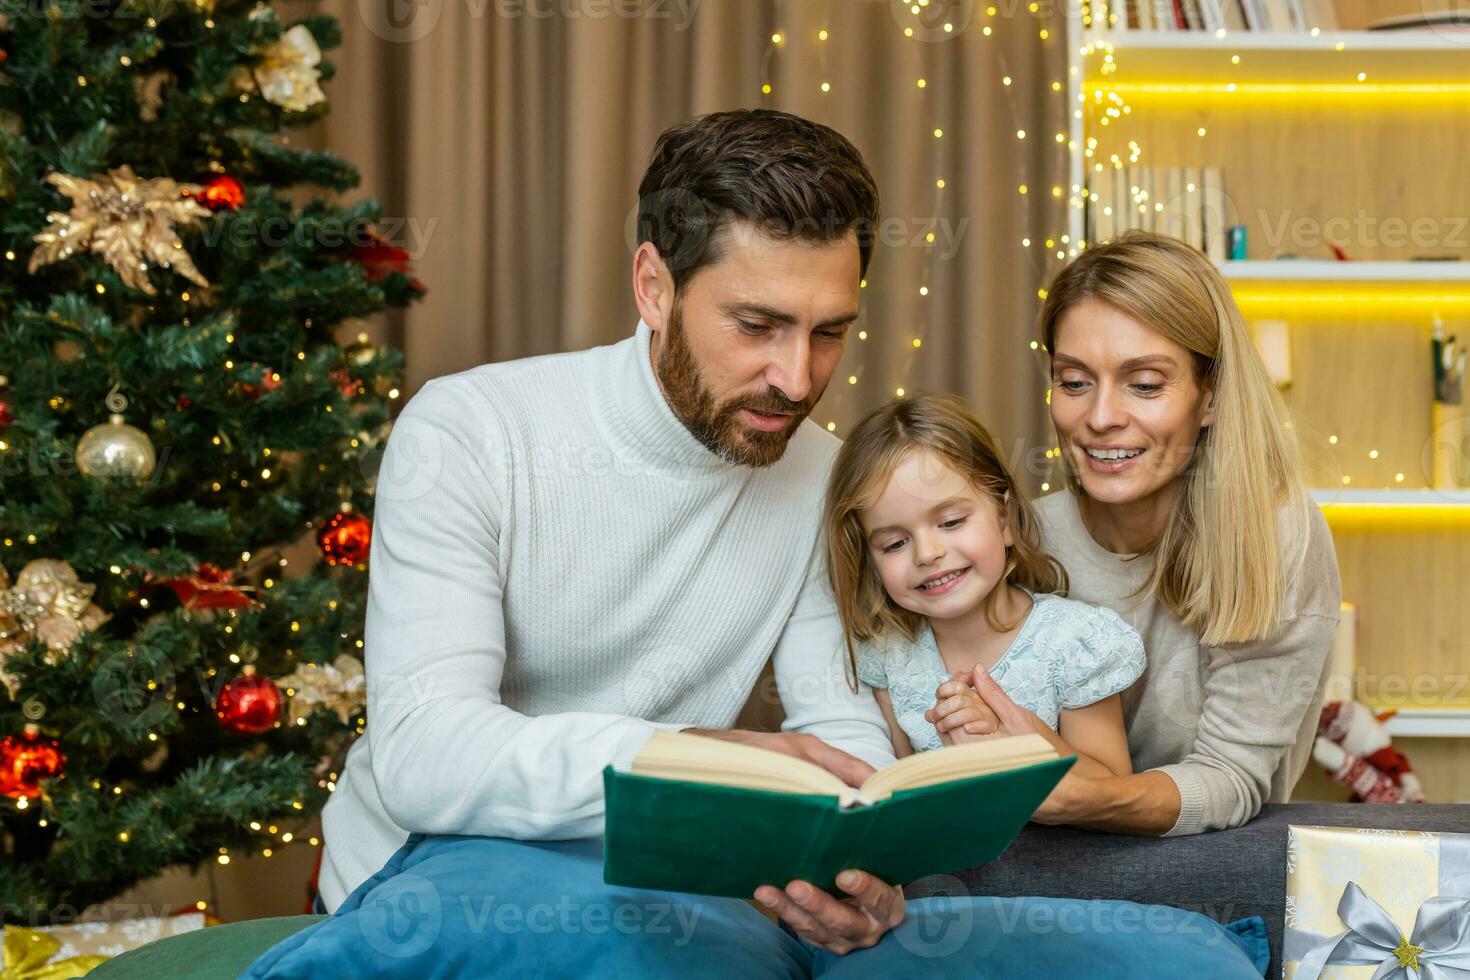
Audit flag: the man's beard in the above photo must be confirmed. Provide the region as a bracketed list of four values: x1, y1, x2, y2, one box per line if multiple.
[655, 304, 815, 468]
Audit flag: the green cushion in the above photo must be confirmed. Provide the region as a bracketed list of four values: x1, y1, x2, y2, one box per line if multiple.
[86, 914, 326, 980]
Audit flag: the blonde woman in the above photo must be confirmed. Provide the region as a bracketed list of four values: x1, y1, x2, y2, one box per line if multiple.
[1012, 230, 1341, 836]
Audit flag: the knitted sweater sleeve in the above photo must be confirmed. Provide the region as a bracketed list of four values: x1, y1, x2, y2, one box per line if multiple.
[361, 379, 675, 841]
[1155, 505, 1341, 836]
[773, 541, 898, 771]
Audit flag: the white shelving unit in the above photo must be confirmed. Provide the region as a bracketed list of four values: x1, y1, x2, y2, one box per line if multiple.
[1309, 488, 1470, 506]
[1065, 22, 1470, 246]
[1063, 10, 1470, 742]
[1220, 261, 1470, 282]
[1382, 708, 1470, 739]
[1079, 29, 1470, 87]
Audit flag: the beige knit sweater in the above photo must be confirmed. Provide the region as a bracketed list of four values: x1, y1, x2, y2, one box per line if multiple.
[1035, 491, 1341, 836]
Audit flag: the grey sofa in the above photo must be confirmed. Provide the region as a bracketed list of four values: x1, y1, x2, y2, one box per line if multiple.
[906, 803, 1470, 978]
[92, 803, 1470, 979]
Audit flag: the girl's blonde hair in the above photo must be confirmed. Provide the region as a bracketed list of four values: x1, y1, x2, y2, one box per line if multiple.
[1039, 230, 1310, 646]
[825, 392, 1067, 688]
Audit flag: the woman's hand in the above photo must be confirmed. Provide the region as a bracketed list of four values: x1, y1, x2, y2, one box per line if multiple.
[753, 870, 906, 954]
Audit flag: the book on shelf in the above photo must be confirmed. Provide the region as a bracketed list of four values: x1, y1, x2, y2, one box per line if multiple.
[1126, 165, 1145, 232]
[1099, 0, 1336, 31]
[1201, 166, 1228, 260]
[1158, 166, 1185, 242]
[1262, 0, 1297, 31]
[602, 730, 1074, 898]
[1196, 0, 1227, 31]
[1182, 165, 1203, 250]
[1113, 166, 1129, 240]
[1367, 11, 1470, 31]
[1089, 164, 1226, 257]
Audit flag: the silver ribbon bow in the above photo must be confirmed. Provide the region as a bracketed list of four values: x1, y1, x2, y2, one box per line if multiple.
[1296, 881, 1470, 980]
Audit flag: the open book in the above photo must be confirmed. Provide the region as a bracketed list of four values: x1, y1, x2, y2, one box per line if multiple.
[603, 731, 1074, 898]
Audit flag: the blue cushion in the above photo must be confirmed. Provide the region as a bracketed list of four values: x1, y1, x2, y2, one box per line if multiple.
[243, 834, 1268, 978]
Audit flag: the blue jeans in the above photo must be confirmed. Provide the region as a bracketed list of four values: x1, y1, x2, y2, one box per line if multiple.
[259, 836, 1269, 979]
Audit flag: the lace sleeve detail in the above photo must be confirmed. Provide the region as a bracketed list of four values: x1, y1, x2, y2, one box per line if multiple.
[854, 639, 889, 690]
[1053, 603, 1146, 709]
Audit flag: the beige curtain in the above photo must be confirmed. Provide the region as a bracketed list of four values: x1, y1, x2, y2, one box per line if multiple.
[305, 0, 1070, 467]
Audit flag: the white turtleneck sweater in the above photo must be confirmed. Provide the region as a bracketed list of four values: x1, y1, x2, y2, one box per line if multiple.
[317, 320, 895, 910]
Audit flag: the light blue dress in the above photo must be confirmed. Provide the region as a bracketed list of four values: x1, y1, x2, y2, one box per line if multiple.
[855, 590, 1145, 753]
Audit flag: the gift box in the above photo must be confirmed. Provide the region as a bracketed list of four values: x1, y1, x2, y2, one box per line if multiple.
[1284, 824, 1470, 979]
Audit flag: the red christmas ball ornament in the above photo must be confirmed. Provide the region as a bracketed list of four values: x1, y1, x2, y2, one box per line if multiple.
[317, 511, 372, 567]
[191, 174, 245, 212]
[214, 666, 281, 734]
[0, 725, 66, 800]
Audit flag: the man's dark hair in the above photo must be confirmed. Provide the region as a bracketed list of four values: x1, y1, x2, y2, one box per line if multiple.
[635, 109, 880, 291]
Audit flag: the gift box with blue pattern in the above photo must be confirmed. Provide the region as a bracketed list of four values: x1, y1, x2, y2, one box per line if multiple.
[1284, 824, 1470, 979]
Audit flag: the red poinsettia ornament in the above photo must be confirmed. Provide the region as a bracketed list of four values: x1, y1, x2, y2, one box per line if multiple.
[238, 365, 283, 400]
[350, 231, 427, 293]
[154, 563, 260, 611]
[329, 367, 363, 398]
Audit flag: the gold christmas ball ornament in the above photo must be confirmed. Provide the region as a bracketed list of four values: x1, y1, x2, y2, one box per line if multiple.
[76, 414, 157, 480]
[344, 335, 377, 368]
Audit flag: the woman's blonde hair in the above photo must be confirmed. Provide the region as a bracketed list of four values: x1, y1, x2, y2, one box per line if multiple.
[824, 392, 1068, 688]
[1039, 230, 1310, 646]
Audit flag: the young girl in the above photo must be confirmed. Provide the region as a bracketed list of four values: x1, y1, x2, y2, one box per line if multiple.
[823, 391, 1143, 778]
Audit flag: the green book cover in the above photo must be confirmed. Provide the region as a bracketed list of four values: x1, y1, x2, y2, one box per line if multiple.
[601, 754, 1075, 898]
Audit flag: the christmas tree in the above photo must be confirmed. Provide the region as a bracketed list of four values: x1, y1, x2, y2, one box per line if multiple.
[0, 0, 423, 922]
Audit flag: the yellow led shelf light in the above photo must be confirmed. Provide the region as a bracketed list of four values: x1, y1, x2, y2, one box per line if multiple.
[1231, 286, 1470, 317]
[1085, 81, 1470, 106]
[1314, 501, 1470, 531]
